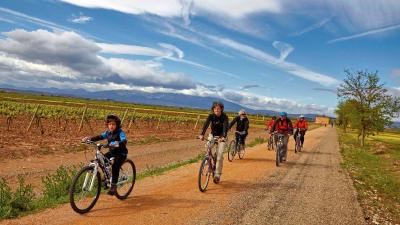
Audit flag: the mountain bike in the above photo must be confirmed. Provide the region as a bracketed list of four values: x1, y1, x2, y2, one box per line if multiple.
[198, 136, 223, 192]
[294, 129, 303, 153]
[69, 141, 136, 214]
[275, 134, 286, 167]
[267, 131, 276, 151]
[228, 131, 245, 162]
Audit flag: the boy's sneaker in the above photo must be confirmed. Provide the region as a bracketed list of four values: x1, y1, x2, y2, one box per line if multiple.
[107, 184, 116, 195]
[213, 176, 220, 184]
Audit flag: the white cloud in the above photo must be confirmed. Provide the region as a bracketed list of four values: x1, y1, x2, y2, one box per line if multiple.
[97, 43, 165, 57]
[272, 41, 293, 62]
[328, 23, 400, 44]
[69, 13, 93, 24]
[203, 34, 339, 86]
[291, 17, 332, 36]
[0, 29, 195, 89]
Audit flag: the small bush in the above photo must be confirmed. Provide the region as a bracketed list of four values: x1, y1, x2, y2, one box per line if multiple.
[41, 165, 77, 203]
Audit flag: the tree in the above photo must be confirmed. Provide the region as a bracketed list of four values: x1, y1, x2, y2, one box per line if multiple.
[335, 100, 361, 133]
[337, 70, 400, 146]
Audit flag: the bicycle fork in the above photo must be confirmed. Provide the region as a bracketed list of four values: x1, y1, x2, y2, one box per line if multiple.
[83, 162, 98, 192]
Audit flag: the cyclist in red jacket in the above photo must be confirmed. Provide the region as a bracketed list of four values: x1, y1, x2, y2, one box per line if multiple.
[293, 115, 308, 147]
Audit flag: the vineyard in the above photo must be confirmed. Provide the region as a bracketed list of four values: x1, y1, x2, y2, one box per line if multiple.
[0, 92, 272, 161]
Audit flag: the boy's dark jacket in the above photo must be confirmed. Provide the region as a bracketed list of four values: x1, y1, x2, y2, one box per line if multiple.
[90, 128, 128, 155]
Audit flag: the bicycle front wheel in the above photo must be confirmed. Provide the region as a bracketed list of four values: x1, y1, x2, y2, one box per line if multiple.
[227, 140, 236, 162]
[69, 165, 101, 214]
[238, 144, 245, 159]
[115, 159, 136, 200]
[198, 157, 211, 192]
[276, 146, 281, 167]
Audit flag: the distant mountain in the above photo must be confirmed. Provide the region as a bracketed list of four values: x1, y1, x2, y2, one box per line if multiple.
[0, 86, 325, 119]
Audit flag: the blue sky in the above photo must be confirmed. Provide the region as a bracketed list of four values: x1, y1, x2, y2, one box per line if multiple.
[0, 0, 399, 116]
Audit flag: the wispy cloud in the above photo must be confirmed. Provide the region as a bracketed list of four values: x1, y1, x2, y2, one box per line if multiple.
[0, 16, 16, 24]
[272, 41, 293, 62]
[328, 23, 400, 44]
[240, 84, 260, 90]
[312, 87, 337, 94]
[291, 17, 332, 36]
[69, 13, 93, 24]
[97, 43, 165, 57]
[202, 33, 339, 86]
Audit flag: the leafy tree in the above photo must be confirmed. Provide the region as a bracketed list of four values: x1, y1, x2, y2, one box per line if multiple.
[337, 70, 400, 146]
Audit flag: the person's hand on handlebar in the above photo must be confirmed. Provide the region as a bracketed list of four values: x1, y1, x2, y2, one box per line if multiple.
[82, 136, 91, 142]
[218, 137, 226, 142]
[198, 135, 204, 141]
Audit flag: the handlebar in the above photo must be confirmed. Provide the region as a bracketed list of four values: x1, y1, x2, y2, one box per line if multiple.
[81, 140, 111, 149]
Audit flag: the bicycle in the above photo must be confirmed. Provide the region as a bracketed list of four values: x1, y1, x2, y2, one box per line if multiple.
[228, 131, 245, 162]
[294, 129, 303, 153]
[69, 141, 136, 214]
[267, 131, 276, 151]
[198, 136, 224, 192]
[275, 134, 286, 167]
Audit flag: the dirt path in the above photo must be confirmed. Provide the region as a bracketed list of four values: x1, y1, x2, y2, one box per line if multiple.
[1, 127, 365, 225]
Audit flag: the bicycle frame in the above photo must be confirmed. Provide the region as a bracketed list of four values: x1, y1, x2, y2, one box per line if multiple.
[205, 137, 219, 173]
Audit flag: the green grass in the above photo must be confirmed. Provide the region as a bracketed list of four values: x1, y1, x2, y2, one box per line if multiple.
[338, 130, 400, 223]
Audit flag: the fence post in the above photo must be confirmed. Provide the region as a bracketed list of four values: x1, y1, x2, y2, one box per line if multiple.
[193, 114, 200, 130]
[121, 109, 129, 125]
[27, 104, 40, 131]
[128, 109, 136, 129]
[78, 106, 87, 132]
[156, 112, 163, 130]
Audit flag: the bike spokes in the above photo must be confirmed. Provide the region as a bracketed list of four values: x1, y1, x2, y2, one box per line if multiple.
[198, 158, 211, 192]
[115, 159, 136, 200]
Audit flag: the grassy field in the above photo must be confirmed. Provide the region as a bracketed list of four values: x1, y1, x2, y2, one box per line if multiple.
[338, 129, 400, 224]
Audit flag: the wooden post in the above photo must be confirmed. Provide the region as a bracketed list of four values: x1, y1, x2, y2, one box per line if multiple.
[121, 109, 129, 125]
[193, 114, 200, 130]
[128, 109, 136, 129]
[156, 112, 163, 130]
[27, 105, 40, 131]
[78, 106, 87, 132]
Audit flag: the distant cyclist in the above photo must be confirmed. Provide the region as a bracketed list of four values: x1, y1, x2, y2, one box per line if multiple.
[271, 112, 293, 161]
[199, 101, 229, 183]
[229, 109, 249, 146]
[266, 116, 276, 143]
[293, 115, 308, 148]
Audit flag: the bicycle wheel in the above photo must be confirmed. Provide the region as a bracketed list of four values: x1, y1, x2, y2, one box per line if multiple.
[276, 146, 281, 167]
[198, 157, 211, 192]
[238, 143, 245, 159]
[227, 140, 236, 162]
[115, 159, 136, 200]
[69, 165, 101, 214]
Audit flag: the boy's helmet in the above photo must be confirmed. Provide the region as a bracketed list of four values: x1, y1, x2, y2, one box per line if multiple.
[211, 101, 224, 112]
[279, 112, 287, 117]
[106, 114, 121, 128]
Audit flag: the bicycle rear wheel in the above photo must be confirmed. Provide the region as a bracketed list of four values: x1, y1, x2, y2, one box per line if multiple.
[238, 144, 245, 159]
[276, 146, 281, 167]
[227, 140, 236, 162]
[115, 159, 136, 200]
[198, 157, 211, 192]
[69, 166, 101, 214]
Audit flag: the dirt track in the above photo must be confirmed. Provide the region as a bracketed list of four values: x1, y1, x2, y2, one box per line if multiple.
[1, 127, 365, 225]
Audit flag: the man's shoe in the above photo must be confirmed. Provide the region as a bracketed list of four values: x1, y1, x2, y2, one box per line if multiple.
[213, 176, 220, 184]
[107, 184, 116, 195]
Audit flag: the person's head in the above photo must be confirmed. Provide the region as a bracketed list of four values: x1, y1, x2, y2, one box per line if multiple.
[279, 111, 287, 119]
[211, 101, 224, 116]
[238, 109, 247, 118]
[105, 114, 121, 132]
[299, 115, 305, 121]
[272, 116, 276, 120]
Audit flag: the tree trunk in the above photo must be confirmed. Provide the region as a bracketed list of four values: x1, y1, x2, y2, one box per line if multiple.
[361, 127, 365, 147]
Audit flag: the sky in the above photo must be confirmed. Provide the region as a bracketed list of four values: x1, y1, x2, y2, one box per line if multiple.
[0, 0, 399, 116]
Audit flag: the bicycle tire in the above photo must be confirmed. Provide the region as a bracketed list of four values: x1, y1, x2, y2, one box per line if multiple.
[69, 165, 101, 214]
[198, 157, 211, 192]
[276, 146, 281, 167]
[238, 143, 245, 159]
[115, 159, 136, 200]
[228, 140, 236, 162]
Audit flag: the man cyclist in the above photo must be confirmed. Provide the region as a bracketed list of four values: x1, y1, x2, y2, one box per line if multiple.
[199, 101, 229, 183]
[293, 115, 308, 148]
[229, 109, 249, 146]
[271, 112, 293, 161]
